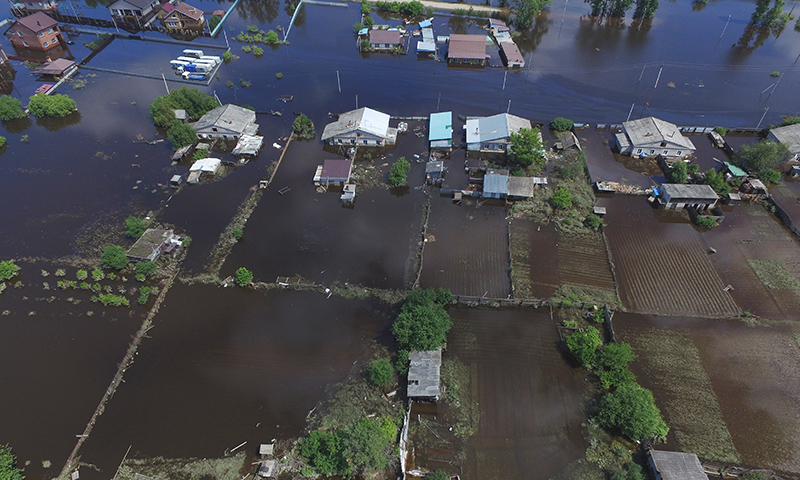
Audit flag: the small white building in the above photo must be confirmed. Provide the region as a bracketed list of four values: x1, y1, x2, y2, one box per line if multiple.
[321, 107, 397, 146]
[767, 123, 800, 163]
[615, 117, 695, 159]
[187, 157, 221, 183]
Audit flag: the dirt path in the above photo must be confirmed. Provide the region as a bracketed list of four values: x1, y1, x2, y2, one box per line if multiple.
[353, 0, 509, 15]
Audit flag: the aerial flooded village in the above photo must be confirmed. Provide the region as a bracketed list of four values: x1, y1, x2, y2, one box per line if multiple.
[3, 0, 800, 479]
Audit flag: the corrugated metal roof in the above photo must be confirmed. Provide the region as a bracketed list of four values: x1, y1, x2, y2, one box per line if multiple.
[429, 111, 452, 141]
[768, 123, 800, 153]
[408, 349, 442, 398]
[189, 158, 221, 173]
[321, 107, 390, 140]
[321, 158, 353, 181]
[662, 183, 718, 201]
[724, 161, 746, 177]
[649, 451, 707, 480]
[192, 104, 257, 135]
[484, 172, 508, 195]
[448, 33, 487, 60]
[369, 29, 401, 45]
[507, 176, 533, 198]
[622, 117, 695, 151]
[418, 19, 432, 28]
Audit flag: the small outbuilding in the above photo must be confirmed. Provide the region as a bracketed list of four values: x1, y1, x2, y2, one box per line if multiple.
[499, 42, 525, 68]
[368, 29, 403, 51]
[425, 160, 444, 185]
[507, 176, 534, 199]
[127, 228, 178, 262]
[315, 158, 353, 185]
[408, 349, 442, 401]
[660, 183, 719, 210]
[767, 123, 800, 163]
[429, 111, 453, 150]
[447, 34, 488, 66]
[232, 134, 264, 156]
[32, 58, 76, 76]
[647, 450, 707, 480]
[723, 161, 746, 178]
[187, 157, 221, 183]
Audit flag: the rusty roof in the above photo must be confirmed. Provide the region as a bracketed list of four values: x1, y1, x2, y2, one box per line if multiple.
[173, 2, 204, 21]
[501, 42, 524, 64]
[369, 29, 402, 45]
[448, 34, 487, 60]
[16, 12, 57, 33]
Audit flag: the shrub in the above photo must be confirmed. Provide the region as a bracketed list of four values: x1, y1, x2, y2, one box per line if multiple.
[550, 117, 574, 131]
[0, 95, 25, 121]
[597, 382, 669, 442]
[265, 30, 280, 44]
[167, 119, 197, 149]
[687, 163, 700, 175]
[209, 14, 222, 32]
[125, 216, 147, 238]
[666, 160, 688, 183]
[565, 327, 601, 368]
[135, 273, 146, 282]
[714, 126, 727, 136]
[232, 229, 243, 240]
[599, 368, 637, 389]
[361, 0, 371, 14]
[148, 86, 218, 127]
[392, 288, 452, 353]
[703, 168, 731, 195]
[508, 127, 544, 167]
[28, 93, 77, 117]
[388, 157, 411, 186]
[247, 24, 258, 33]
[759, 168, 781, 184]
[292, 113, 315, 140]
[98, 293, 130, 307]
[85, 33, 109, 50]
[0, 444, 24, 480]
[300, 430, 342, 475]
[275, 72, 283, 79]
[425, 470, 450, 480]
[135, 261, 157, 277]
[353, 22, 364, 33]
[695, 215, 717, 228]
[551, 187, 573, 209]
[770, 70, 781, 77]
[0, 136, 5, 147]
[193, 148, 209, 160]
[76, 269, 88, 280]
[734, 141, 789, 173]
[91, 268, 105, 281]
[100, 246, 128, 270]
[253, 46, 264, 56]
[368, 358, 394, 388]
[585, 213, 602, 230]
[235, 267, 253, 286]
[239, 78, 252, 88]
[222, 50, 232, 62]
[597, 342, 636, 371]
[0, 260, 20, 281]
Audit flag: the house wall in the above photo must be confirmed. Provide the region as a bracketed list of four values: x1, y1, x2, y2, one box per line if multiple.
[163, 12, 204, 28]
[328, 132, 385, 146]
[198, 130, 242, 140]
[6, 24, 61, 51]
[631, 145, 692, 158]
[648, 457, 662, 480]
[766, 131, 800, 162]
[112, 0, 157, 17]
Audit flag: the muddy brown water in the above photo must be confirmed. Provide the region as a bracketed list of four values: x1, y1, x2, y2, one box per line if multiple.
[76, 284, 395, 479]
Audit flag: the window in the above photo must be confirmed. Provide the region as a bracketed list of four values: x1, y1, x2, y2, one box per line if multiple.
[676, 151, 682, 156]
[635, 149, 642, 154]
[168, 21, 178, 27]
[211, 127, 218, 132]
[43, 40, 48, 46]
[17, 31, 22, 36]
[362, 140, 368, 145]
[649, 150, 655, 154]
[51, 37, 57, 44]
[22, 41, 28, 46]
[663, 150, 669, 155]
[47, 28, 52, 33]
[38, 32, 43, 37]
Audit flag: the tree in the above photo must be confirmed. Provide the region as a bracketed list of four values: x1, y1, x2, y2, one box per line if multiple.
[339, 417, 395, 478]
[149, 87, 218, 127]
[585, 213, 602, 230]
[703, 169, 731, 195]
[167, 119, 197, 149]
[550, 117, 574, 131]
[235, 267, 253, 286]
[778, 116, 800, 128]
[209, 14, 222, 31]
[368, 358, 394, 388]
[27, 93, 77, 117]
[551, 187, 573, 209]
[101, 246, 129, 270]
[0, 444, 24, 480]
[363, 15, 375, 29]
[759, 168, 781, 184]
[666, 161, 687, 184]
[599, 368, 637, 389]
[265, 30, 279, 44]
[633, 0, 658, 18]
[125, 216, 147, 238]
[300, 430, 342, 475]
[392, 302, 452, 351]
[508, 127, 545, 167]
[361, 0, 371, 14]
[597, 342, 636, 371]
[597, 382, 669, 442]
[715, 126, 728, 135]
[135, 261, 157, 277]
[513, 0, 551, 29]
[734, 140, 789, 173]
[0, 96, 25, 121]
[0, 260, 20, 281]
[292, 113, 315, 139]
[388, 157, 411, 186]
[565, 327, 601, 368]
[425, 470, 450, 480]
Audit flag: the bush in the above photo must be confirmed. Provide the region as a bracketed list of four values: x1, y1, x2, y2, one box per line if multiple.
[734, 140, 789, 173]
[597, 342, 636, 371]
[76, 269, 88, 280]
[597, 383, 669, 442]
[508, 127, 544, 167]
[0, 260, 20, 281]
[100, 246, 128, 270]
[361, 0, 371, 14]
[292, 113, 315, 140]
[0, 444, 24, 480]
[388, 156, 411, 186]
[193, 148, 209, 160]
[565, 327, 601, 368]
[275, 72, 283, 79]
[550, 117, 574, 131]
[239, 78, 252, 88]
[135, 261, 157, 277]
[703, 168, 730, 195]
[363, 15, 374, 29]
[551, 187, 573, 209]
[687, 163, 699, 175]
[209, 14, 221, 32]
[265, 30, 280, 44]
[0, 95, 25, 121]
[92, 268, 104, 281]
[585, 213, 602, 230]
[368, 358, 394, 388]
[253, 46, 264, 56]
[167, 119, 197, 149]
[232, 229, 243, 240]
[666, 160, 687, 183]
[353, 22, 364, 33]
[759, 168, 781, 184]
[300, 430, 342, 475]
[148, 86, 218, 127]
[125, 216, 147, 238]
[98, 293, 130, 307]
[375, 0, 425, 15]
[714, 126, 727, 136]
[28, 93, 77, 117]
[695, 215, 717, 228]
[235, 267, 253, 286]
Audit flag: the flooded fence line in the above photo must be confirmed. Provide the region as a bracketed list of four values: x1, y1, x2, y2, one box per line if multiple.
[411, 192, 432, 289]
[765, 195, 800, 240]
[58, 272, 179, 480]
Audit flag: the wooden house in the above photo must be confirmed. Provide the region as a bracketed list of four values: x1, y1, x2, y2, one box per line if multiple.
[447, 34, 488, 66]
[615, 117, 695, 159]
[158, 2, 205, 30]
[4, 12, 63, 52]
[466, 113, 532, 152]
[109, 0, 162, 21]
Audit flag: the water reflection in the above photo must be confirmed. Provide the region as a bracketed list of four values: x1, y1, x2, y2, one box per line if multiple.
[576, 15, 626, 51]
[236, 0, 281, 24]
[448, 15, 469, 34]
[515, 12, 550, 55]
[734, 22, 784, 51]
[626, 17, 651, 47]
[285, 0, 305, 27]
[3, 116, 33, 134]
[35, 111, 82, 132]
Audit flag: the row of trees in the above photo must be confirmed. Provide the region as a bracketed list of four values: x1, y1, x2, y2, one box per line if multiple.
[392, 288, 453, 371]
[0, 93, 77, 121]
[149, 87, 218, 149]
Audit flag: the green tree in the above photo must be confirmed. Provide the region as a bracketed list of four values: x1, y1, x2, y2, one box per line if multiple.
[599, 368, 637, 389]
[565, 327, 601, 368]
[209, 14, 222, 31]
[125, 216, 147, 238]
[513, 0, 551, 29]
[353, 22, 364, 33]
[0, 260, 20, 281]
[363, 15, 375, 29]
[734, 140, 789, 173]
[265, 30, 279, 44]
[149, 87, 218, 127]
[393, 301, 452, 351]
[666, 161, 687, 184]
[778, 116, 800, 127]
[715, 126, 728, 135]
[508, 127, 544, 167]
[597, 342, 636, 371]
[633, 0, 658, 18]
[388, 156, 411, 186]
[597, 382, 669, 442]
[300, 430, 342, 475]
[368, 358, 394, 388]
[135, 261, 157, 277]
[550, 117, 574, 131]
[425, 470, 450, 480]
[292, 113, 316, 139]
[0, 96, 25, 121]
[758, 168, 781, 184]
[339, 417, 395, 477]
[100, 246, 129, 270]
[27, 93, 77, 117]
[235, 267, 253, 286]
[361, 0, 371, 13]
[703, 169, 731, 195]
[167, 119, 197, 149]
[0, 444, 24, 480]
[585, 213, 602, 230]
[551, 187, 573, 209]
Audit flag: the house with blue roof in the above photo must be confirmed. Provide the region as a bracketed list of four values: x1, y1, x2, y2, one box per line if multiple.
[429, 111, 453, 150]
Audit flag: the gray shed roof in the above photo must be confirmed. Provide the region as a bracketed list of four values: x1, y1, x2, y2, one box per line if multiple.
[484, 171, 509, 195]
[408, 349, 442, 398]
[648, 450, 707, 480]
[622, 117, 695, 151]
[768, 123, 800, 154]
[321, 107, 390, 140]
[507, 176, 534, 198]
[192, 104, 257, 135]
[467, 113, 531, 144]
[662, 183, 719, 201]
[369, 29, 402, 45]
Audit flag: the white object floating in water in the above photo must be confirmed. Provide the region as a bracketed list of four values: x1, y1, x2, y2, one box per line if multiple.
[273, 143, 282, 149]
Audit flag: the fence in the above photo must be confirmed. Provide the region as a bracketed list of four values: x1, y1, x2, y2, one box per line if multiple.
[452, 294, 601, 309]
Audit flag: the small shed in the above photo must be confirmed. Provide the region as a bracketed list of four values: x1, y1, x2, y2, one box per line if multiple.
[660, 183, 719, 210]
[723, 161, 746, 178]
[173, 109, 187, 121]
[506, 176, 534, 199]
[499, 42, 525, 68]
[425, 160, 444, 185]
[340, 183, 356, 203]
[593, 206, 607, 215]
[483, 169, 509, 198]
[126, 228, 176, 262]
[648, 450, 707, 480]
[169, 174, 182, 187]
[33, 58, 76, 76]
[408, 349, 442, 401]
[188, 157, 221, 183]
[257, 460, 276, 478]
[742, 178, 768, 194]
[317, 159, 353, 185]
[233, 134, 264, 156]
[556, 132, 582, 151]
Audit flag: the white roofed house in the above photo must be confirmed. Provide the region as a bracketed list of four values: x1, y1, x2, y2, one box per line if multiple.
[465, 113, 532, 152]
[615, 117, 695, 159]
[321, 107, 397, 146]
[766, 123, 800, 163]
[191, 104, 258, 141]
[660, 183, 719, 211]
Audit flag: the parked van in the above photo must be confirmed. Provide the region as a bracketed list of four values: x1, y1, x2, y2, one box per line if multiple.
[170, 59, 190, 69]
[177, 63, 211, 73]
[199, 55, 221, 64]
[182, 49, 204, 58]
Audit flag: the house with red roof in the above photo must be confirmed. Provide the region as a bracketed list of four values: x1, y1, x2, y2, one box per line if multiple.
[157, 1, 205, 30]
[4, 12, 62, 52]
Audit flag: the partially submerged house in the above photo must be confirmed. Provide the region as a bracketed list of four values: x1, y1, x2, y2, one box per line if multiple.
[232, 134, 264, 156]
[482, 169, 534, 200]
[659, 183, 718, 210]
[447, 34, 488, 66]
[4, 12, 63, 52]
[158, 1, 205, 30]
[33, 58, 76, 77]
[465, 113, 532, 152]
[425, 160, 444, 185]
[127, 228, 179, 262]
[767, 123, 800, 163]
[417, 19, 435, 55]
[314, 158, 353, 185]
[647, 450, 707, 480]
[429, 111, 453, 150]
[368, 29, 402, 51]
[187, 157, 221, 183]
[555, 131, 582, 151]
[407, 349, 442, 401]
[192, 104, 258, 141]
[109, 0, 162, 21]
[321, 107, 397, 146]
[499, 42, 524, 68]
[615, 117, 695, 159]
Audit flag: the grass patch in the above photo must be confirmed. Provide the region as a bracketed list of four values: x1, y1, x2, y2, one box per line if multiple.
[115, 453, 246, 480]
[554, 283, 619, 309]
[748, 259, 800, 290]
[626, 328, 739, 464]
[509, 221, 533, 298]
[441, 356, 480, 439]
[350, 160, 388, 190]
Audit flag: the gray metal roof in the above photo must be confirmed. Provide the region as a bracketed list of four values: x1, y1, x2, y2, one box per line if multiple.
[192, 104, 257, 135]
[467, 113, 531, 144]
[662, 183, 719, 201]
[507, 176, 533, 198]
[425, 160, 444, 173]
[768, 123, 800, 153]
[369, 29, 402, 45]
[622, 117, 695, 151]
[321, 107, 390, 140]
[408, 349, 442, 398]
[484, 172, 508, 195]
[649, 450, 707, 480]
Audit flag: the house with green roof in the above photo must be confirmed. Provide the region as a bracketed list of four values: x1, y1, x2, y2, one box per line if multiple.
[429, 111, 453, 150]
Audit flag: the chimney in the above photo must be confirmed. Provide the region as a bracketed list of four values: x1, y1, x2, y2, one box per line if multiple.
[37, 21, 41, 26]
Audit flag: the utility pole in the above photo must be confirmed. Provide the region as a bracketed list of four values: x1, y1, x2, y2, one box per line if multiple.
[653, 63, 663, 89]
[502, 70, 507, 91]
[637, 64, 646, 83]
[719, 15, 731, 40]
[355, 94, 358, 109]
[756, 107, 769, 130]
[437, 92, 441, 112]
[224, 30, 229, 48]
[161, 72, 169, 95]
[768, 73, 783, 99]
[336, 70, 341, 93]
[506, 99, 511, 114]
[626, 103, 635, 122]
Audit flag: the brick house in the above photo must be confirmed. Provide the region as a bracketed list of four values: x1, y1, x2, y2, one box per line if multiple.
[4, 12, 63, 52]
